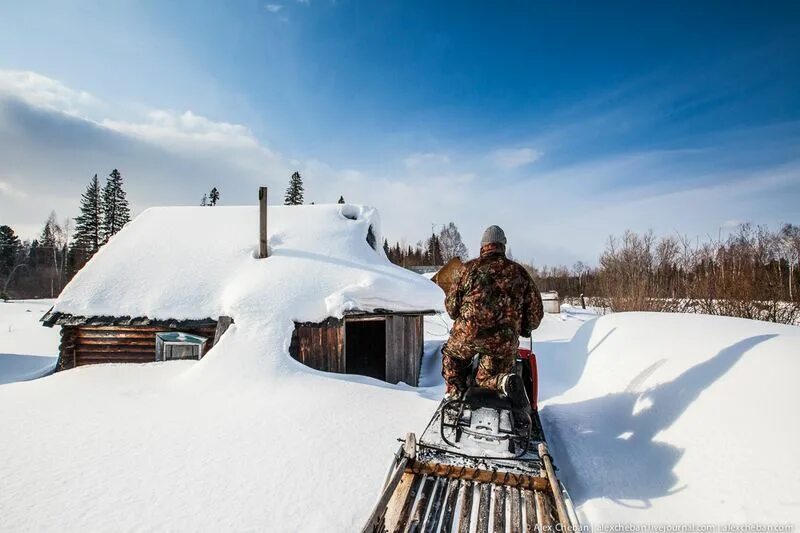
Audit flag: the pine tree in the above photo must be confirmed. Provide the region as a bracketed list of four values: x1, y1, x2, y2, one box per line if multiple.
[338, 195, 345, 204]
[0, 225, 21, 274]
[383, 238, 390, 257]
[209, 187, 220, 206]
[200, 194, 207, 206]
[101, 169, 131, 241]
[426, 233, 442, 265]
[74, 174, 103, 259]
[284, 172, 304, 205]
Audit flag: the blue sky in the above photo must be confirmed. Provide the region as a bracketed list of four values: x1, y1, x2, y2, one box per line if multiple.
[1, 0, 799, 264]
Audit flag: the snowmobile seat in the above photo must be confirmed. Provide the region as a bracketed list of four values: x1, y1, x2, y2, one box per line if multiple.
[463, 386, 513, 411]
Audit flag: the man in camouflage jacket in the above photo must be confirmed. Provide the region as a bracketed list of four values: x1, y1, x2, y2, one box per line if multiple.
[441, 225, 544, 405]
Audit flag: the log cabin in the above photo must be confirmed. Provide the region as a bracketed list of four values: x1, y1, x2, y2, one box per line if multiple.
[42, 192, 443, 386]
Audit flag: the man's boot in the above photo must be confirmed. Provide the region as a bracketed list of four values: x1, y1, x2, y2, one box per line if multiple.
[501, 373, 531, 412]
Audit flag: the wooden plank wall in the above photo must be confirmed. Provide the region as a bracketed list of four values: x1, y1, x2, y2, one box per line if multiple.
[57, 323, 218, 371]
[289, 314, 424, 385]
[385, 315, 424, 386]
[289, 318, 345, 373]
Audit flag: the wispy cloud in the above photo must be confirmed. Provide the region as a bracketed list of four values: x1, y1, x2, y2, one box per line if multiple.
[491, 147, 542, 169]
[402, 152, 450, 168]
[264, 4, 283, 13]
[0, 70, 101, 118]
[1, 69, 798, 266]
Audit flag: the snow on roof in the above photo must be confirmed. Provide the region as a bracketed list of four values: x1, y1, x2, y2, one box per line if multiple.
[52, 204, 444, 323]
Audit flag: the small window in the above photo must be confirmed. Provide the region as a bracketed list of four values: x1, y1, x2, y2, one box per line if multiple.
[155, 332, 208, 361]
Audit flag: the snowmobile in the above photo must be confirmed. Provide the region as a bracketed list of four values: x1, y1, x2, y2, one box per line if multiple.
[362, 346, 580, 533]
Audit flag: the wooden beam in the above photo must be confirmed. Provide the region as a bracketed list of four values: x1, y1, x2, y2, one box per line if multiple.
[539, 442, 571, 529]
[259, 186, 269, 258]
[407, 460, 549, 491]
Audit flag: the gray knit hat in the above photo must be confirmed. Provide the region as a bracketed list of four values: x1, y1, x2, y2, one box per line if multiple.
[481, 225, 507, 246]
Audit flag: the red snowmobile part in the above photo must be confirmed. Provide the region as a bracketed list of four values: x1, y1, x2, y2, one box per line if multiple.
[517, 347, 539, 411]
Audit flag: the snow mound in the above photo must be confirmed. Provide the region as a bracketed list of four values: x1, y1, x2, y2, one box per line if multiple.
[53, 204, 443, 322]
[540, 312, 800, 525]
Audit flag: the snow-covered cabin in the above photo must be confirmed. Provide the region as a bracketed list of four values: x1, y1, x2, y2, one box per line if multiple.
[42, 200, 444, 386]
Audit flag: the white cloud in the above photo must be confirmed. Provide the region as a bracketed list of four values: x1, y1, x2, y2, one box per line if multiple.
[0, 70, 100, 118]
[264, 4, 283, 12]
[402, 152, 450, 168]
[1, 69, 798, 266]
[491, 147, 542, 169]
[101, 110, 262, 150]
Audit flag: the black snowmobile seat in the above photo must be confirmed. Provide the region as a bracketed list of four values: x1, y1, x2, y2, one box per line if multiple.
[463, 386, 513, 410]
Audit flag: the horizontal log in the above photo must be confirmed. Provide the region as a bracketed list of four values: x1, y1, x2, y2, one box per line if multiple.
[406, 460, 549, 491]
[76, 359, 154, 366]
[77, 339, 155, 346]
[79, 326, 217, 334]
[77, 331, 214, 341]
[77, 354, 154, 361]
[77, 355, 155, 362]
[76, 346, 157, 354]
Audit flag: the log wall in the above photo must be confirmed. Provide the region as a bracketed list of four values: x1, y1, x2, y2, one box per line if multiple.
[57, 323, 218, 371]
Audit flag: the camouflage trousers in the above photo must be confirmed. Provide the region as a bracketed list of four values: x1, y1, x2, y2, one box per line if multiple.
[441, 327, 519, 394]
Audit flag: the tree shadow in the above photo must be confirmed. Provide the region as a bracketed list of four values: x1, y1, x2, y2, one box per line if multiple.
[541, 334, 777, 508]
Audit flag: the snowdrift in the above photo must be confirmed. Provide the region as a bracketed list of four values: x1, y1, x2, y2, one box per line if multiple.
[540, 312, 800, 525]
[1, 200, 798, 530]
[0, 300, 58, 384]
[53, 204, 444, 322]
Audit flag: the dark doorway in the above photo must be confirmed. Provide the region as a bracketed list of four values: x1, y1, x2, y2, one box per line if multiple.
[345, 319, 386, 380]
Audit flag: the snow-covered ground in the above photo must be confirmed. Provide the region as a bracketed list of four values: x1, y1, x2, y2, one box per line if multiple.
[541, 312, 800, 526]
[1, 301, 798, 529]
[0, 299, 58, 385]
[0, 203, 798, 530]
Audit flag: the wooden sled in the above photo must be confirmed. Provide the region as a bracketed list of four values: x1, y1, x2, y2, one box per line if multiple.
[362, 388, 581, 532]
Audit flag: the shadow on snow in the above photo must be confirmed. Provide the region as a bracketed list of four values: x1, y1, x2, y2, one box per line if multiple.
[541, 332, 777, 509]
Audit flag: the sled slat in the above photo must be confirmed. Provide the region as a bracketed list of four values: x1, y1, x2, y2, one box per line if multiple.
[523, 489, 536, 532]
[408, 475, 434, 532]
[509, 487, 522, 533]
[422, 477, 446, 533]
[534, 490, 552, 531]
[439, 479, 460, 533]
[475, 483, 490, 533]
[456, 481, 473, 533]
[492, 484, 506, 533]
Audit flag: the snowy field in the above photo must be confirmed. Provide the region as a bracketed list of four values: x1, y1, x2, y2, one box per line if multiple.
[0, 204, 798, 530]
[2, 304, 797, 530]
[0, 299, 58, 385]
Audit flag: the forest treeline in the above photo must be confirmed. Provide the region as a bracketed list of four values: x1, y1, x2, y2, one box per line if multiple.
[2, 170, 799, 324]
[528, 224, 800, 325]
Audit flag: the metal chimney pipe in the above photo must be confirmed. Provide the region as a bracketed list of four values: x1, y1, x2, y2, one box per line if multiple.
[259, 187, 269, 258]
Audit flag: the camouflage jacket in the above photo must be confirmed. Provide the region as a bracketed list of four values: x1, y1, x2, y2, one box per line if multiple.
[445, 244, 544, 339]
